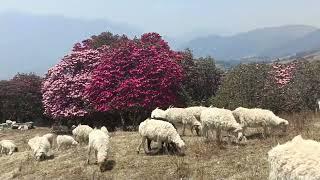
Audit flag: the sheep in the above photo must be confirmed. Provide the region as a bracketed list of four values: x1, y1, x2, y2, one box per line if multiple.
[185, 106, 208, 121]
[153, 107, 202, 136]
[268, 135, 320, 180]
[100, 126, 109, 135]
[28, 136, 52, 161]
[42, 133, 55, 148]
[72, 124, 93, 144]
[87, 127, 110, 172]
[137, 118, 186, 156]
[200, 107, 246, 144]
[151, 107, 166, 120]
[232, 107, 289, 138]
[0, 140, 18, 155]
[56, 135, 78, 150]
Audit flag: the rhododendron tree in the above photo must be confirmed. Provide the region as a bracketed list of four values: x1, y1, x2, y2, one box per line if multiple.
[42, 43, 101, 118]
[269, 61, 298, 88]
[85, 33, 183, 125]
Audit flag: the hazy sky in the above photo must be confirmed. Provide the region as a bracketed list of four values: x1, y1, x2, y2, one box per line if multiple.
[1, 0, 320, 36]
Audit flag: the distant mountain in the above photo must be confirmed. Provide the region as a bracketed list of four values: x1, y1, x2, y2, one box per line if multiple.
[182, 25, 320, 60]
[0, 12, 141, 79]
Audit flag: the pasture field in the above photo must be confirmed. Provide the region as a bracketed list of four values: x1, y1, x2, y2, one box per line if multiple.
[0, 112, 320, 180]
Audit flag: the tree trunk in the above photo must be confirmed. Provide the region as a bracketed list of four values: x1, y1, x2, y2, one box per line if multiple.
[119, 112, 125, 130]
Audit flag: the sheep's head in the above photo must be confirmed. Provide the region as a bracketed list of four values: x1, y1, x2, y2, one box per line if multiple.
[34, 151, 46, 161]
[278, 119, 289, 133]
[191, 121, 202, 136]
[97, 151, 107, 164]
[175, 140, 186, 156]
[71, 125, 77, 130]
[232, 127, 247, 143]
[97, 151, 109, 172]
[72, 140, 79, 146]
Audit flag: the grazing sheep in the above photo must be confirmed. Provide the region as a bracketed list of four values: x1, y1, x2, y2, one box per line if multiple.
[268, 135, 320, 180]
[200, 107, 246, 144]
[72, 124, 93, 144]
[100, 126, 109, 135]
[232, 107, 289, 138]
[87, 127, 110, 172]
[155, 107, 201, 136]
[137, 118, 186, 156]
[151, 107, 166, 120]
[28, 136, 52, 161]
[0, 140, 18, 155]
[43, 133, 55, 148]
[56, 135, 78, 150]
[185, 106, 208, 121]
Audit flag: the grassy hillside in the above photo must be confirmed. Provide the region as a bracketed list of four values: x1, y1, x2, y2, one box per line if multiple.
[0, 113, 319, 179]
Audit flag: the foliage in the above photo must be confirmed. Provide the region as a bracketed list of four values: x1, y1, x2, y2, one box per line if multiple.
[211, 63, 271, 109]
[0, 73, 44, 122]
[83, 31, 128, 49]
[288, 61, 320, 111]
[41, 43, 101, 118]
[85, 33, 184, 113]
[178, 49, 222, 106]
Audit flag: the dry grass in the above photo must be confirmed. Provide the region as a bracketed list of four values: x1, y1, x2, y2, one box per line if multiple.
[0, 112, 320, 180]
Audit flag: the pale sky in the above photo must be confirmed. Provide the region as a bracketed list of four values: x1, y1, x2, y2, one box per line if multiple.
[1, 0, 320, 37]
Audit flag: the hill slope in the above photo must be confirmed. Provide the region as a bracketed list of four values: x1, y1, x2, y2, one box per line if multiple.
[182, 25, 320, 60]
[0, 12, 141, 79]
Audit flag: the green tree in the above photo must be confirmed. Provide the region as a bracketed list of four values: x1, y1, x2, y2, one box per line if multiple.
[179, 49, 222, 106]
[211, 63, 271, 110]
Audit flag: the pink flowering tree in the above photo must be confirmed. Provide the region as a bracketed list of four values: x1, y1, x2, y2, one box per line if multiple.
[42, 43, 101, 119]
[85, 33, 184, 126]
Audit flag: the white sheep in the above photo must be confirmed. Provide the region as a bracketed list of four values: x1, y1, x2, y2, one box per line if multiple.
[200, 107, 246, 144]
[56, 135, 78, 150]
[151, 107, 166, 120]
[185, 106, 208, 121]
[268, 135, 320, 180]
[42, 133, 55, 148]
[232, 107, 289, 138]
[87, 127, 110, 172]
[137, 118, 186, 155]
[0, 140, 18, 155]
[153, 107, 201, 136]
[100, 126, 109, 135]
[28, 136, 52, 161]
[72, 124, 93, 144]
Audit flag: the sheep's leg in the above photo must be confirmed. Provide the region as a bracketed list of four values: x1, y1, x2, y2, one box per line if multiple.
[141, 137, 149, 154]
[216, 129, 222, 144]
[190, 124, 194, 135]
[87, 145, 91, 164]
[242, 127, 247, 137]
[211, 129, 215, 140]
[94, 150, 98, 164]
[263, 126, 268, 138]
[182, 123, 186, 136]
[137, 137, 144, 154]
[163, 142, 169, 154]
[154, 141, 162, 154]
[147, 138, 152, 151]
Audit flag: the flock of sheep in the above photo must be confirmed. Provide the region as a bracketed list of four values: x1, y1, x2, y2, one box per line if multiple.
[0, 106, 319, 179]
